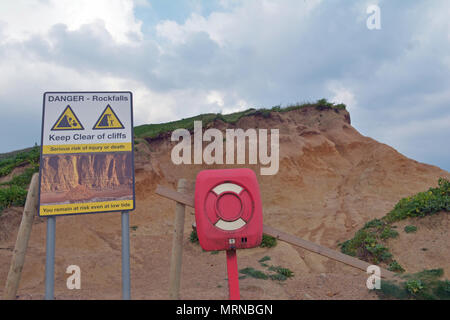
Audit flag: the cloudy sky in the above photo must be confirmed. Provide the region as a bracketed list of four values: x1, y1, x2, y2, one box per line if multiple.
[0, 0, 449, 171]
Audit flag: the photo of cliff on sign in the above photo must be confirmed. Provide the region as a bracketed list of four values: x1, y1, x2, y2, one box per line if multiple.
[39, 153, 134, 208]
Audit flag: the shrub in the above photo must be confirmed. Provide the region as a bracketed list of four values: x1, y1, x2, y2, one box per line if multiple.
[404, 225, 417, 233]
[385, 178, 449, 222]
[378, 269, 447, 300]
[0, 185, 28, 210]
[239, 267, 268, 280]
[268, 265, 294, 278]
[1, 165, 39, 188]
[260, 235, 277, 248]
[415, 268, 444, 280]
[239, 263, 294, 282]
[380, 226, 399, 240]
[405, 279, 424, 295]
[189, 230, 199, 244]
[434, 280, 450, 299]
[258, 256, 271, 263]
[269, 274, 288, 281]
[388, 261, 405, 273]
[340, 229, 392, 264]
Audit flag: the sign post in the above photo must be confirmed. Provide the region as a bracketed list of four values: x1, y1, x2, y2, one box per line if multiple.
[121, 211, 131, 300]
[39, 91, 135, 299]
[44, 216, 56, 300]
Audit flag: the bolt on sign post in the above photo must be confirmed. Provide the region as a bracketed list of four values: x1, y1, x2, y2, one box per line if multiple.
[39, 91, 135, 300]
[194, 168, 263, 300]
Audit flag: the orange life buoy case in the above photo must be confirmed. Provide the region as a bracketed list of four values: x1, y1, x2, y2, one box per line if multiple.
[194, 168, 263, 251]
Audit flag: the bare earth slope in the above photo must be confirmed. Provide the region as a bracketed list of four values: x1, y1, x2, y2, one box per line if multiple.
[1, 106, 448, 299]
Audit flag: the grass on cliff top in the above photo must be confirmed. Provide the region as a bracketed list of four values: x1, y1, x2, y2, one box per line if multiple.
[0, 146, 40, 214]
[0, 146, 40, 177]
[134, 98, 346, 140]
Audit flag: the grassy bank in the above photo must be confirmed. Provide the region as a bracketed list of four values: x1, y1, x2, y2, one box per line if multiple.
[134, 98, 346, 140]
[340, 178, 449, 299]
[0, 146, 40, 213]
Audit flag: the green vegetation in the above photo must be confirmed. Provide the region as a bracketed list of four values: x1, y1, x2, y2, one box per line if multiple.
[189, 230, 199, 244]
[0, 185, 28, 212]
[340, 178, 449, 267]
[378, 269, 449, 300]
[339, 219, 395, 264]
[239, 267, 269, 280]
[385, 178, 450, 222]
[0, 146, 40, 214]
[268, 265, 294, 280]
[241, 256, 294, 282]
[239, 263, 294, 282]
[258, 256, 271, 263]
[130, 225, 138, 231]
[340, 179, 449, 300]
[258, 255, 271, 267]
[388, 260, 405, 273]
[380, 226, 399, 240]
[134, 98, 346, 140]
[0, 146, 39, 177]
[404, 225, 418, 233]
[260, 234, 277, 248]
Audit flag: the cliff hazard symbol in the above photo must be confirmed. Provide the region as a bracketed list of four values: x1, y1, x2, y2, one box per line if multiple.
[93, 105, 124, 130]
[51, 105, 84, 131]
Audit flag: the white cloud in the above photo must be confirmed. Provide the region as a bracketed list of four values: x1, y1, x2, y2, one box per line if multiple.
[328, 82, 357, 112]
[156, 0, 321, 47]
[0, 0, 143, 44]
[207, 90, 225, 107]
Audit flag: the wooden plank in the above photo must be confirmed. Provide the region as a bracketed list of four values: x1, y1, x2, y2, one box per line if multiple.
[263, 225, 395, 279]
[3, 173, 39, 300]
[156, 185, 194, 207]
[155, 184, 396, 280]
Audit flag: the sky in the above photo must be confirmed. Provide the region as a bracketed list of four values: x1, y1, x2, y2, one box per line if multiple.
[0, 0, 449, 171]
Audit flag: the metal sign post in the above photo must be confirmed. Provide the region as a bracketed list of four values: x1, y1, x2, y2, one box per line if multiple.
[39, 91, 135, 300]
[44, 216, 56, 300]
[226, 249, 240, 300]
[121, 211, 131, 300]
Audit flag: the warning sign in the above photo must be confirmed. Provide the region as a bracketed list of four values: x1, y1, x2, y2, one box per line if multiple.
[39, 92, 135, 217]
[93, 104, 125, 129]
[51, 105, 84, 130]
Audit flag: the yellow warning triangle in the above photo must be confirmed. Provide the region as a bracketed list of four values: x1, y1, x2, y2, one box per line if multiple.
[51, 105, 84, 130]
[93, 105, 125, 130]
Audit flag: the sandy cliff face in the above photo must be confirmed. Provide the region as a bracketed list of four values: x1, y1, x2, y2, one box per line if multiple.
[40, 152, 133, 192]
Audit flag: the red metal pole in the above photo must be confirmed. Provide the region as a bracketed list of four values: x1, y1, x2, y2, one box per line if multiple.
[226, 249, 240, 300]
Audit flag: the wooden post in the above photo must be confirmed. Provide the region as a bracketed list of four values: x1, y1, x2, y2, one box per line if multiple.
[3, 173, 39, 300]
[168, 179, 187, 299]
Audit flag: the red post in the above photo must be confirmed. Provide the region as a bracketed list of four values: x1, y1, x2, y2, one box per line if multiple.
[226, 249, 240, 300]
